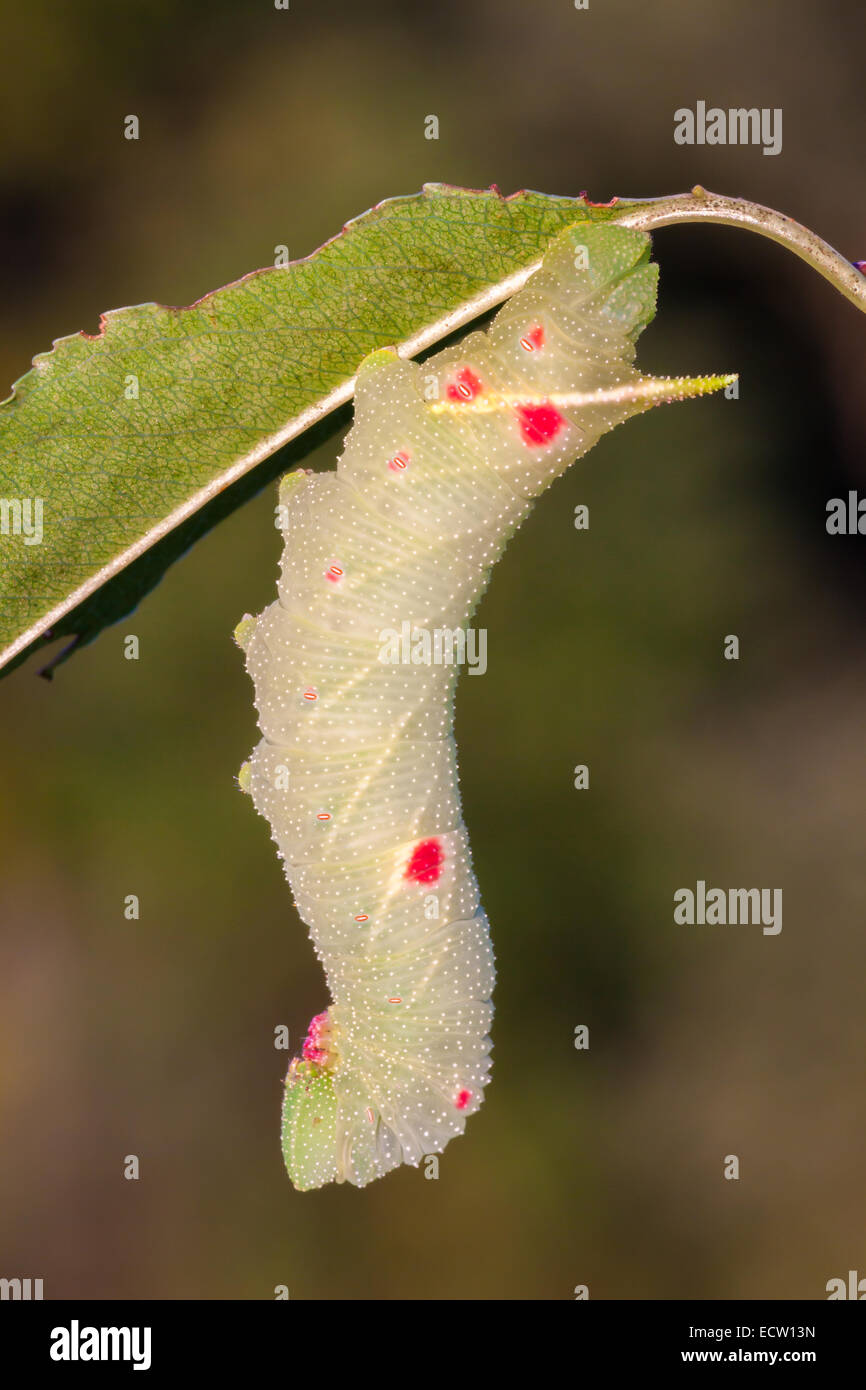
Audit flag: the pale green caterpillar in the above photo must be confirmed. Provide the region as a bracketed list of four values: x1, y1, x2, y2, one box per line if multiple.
[235, 222, 734, 1190]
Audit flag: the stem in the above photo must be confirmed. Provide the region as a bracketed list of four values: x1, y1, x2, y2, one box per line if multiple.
[611, 186, 866, 314]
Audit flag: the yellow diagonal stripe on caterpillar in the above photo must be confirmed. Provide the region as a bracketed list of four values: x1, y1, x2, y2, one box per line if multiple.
[428, 373, 737, 414]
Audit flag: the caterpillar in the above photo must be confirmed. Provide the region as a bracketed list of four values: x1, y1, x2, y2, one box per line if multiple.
[235, 222, 734, 1190]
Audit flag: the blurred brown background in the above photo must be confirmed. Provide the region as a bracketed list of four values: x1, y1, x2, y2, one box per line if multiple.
[1, 0, 865, 1300]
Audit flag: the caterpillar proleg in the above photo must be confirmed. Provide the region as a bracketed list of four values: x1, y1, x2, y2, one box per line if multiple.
[236, 222, 735, 1189]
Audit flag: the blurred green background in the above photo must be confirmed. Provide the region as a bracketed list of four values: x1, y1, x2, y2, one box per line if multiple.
[1, 0, 865, 1300]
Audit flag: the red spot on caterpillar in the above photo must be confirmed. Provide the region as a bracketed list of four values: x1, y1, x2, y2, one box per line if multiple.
[366, 1107, 375, 1123]
[354, 913, 369, 923]
[388, 996, 402, 1004]
[520, 325, 545, 352]
[316, 812, 331, 821]
[301, 1011, 332, 1067]
[325, 565, 343, 583]
[446, 366, 483, 402]
[404, 838, 445, 884]
[516, 403, 566, 447]
[388, 450, 410, 472]
[303, 688, 318, 701]
[455, 1089, 472, 1110]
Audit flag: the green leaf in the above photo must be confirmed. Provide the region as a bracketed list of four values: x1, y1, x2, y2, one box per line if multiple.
[0, 184, 627, 678]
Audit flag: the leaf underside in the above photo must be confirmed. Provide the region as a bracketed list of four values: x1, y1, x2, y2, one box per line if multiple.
[0, 185, 627, 678]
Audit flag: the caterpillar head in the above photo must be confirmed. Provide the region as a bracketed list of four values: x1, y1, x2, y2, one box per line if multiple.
[281, 1010, 340, 1191]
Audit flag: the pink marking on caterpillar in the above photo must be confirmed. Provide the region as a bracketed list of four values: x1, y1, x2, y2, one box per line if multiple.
[388, 450, 410, 472]
[404, 838, 445, 884]
[388, 996, 402, 1004]
[516, 402, 566, 446]
[354, 913, 369, 923]
[316, 812, 331, 821]
[303, 688, 318, 701]
[519, 325, 545, 352]
[447, 366, 483, 402]
[325, 564, 343, 583]
[455, 1089, 472, 1110]
[301, 1011, 333, 1067]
